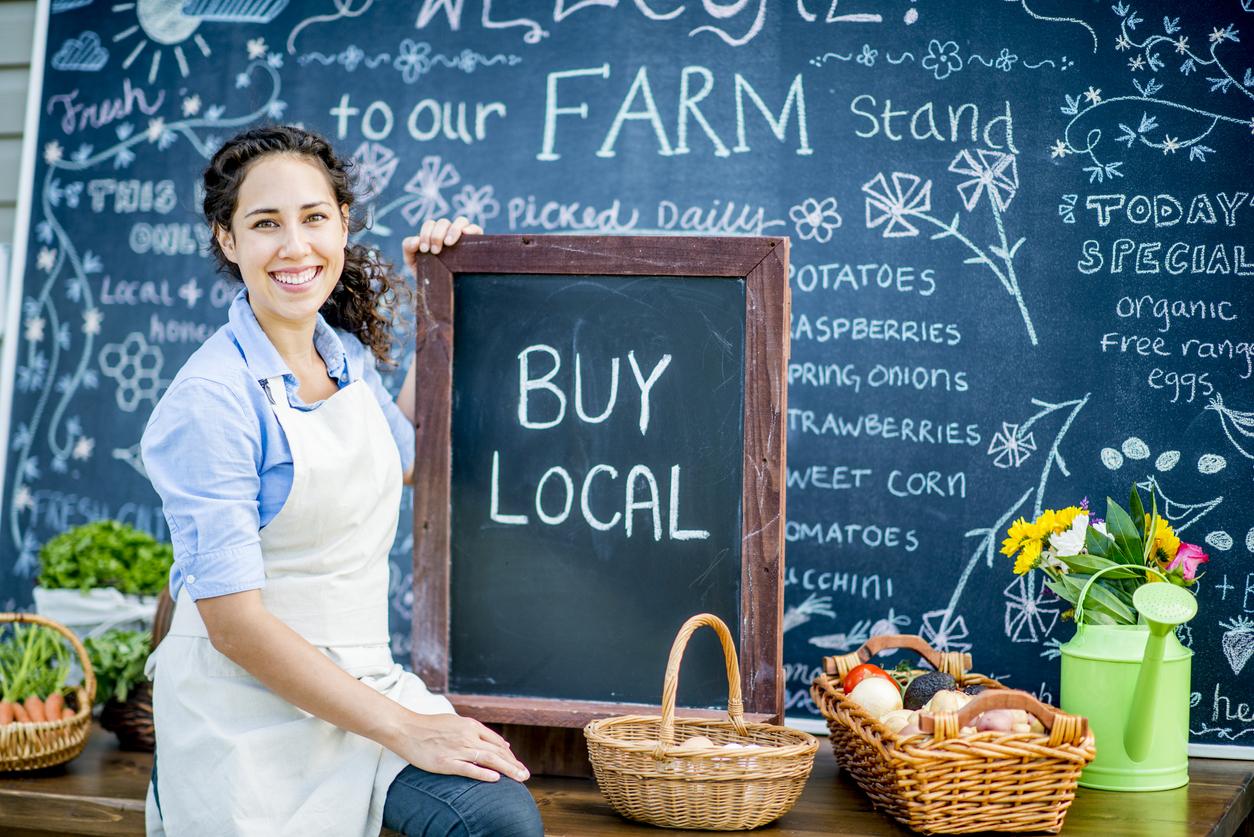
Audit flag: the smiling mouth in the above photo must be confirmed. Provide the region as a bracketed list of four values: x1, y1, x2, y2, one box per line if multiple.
[269, 266, 321, 287]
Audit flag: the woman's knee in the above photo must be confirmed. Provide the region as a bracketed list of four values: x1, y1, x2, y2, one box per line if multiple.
[384, 769, 543, 837]
[456, 777, 544, 837]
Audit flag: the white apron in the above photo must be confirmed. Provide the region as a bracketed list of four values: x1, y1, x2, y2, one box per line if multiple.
[144, 375, 454, 837]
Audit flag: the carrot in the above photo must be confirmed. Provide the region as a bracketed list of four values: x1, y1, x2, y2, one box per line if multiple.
[24, 695, 47, 723]
[45, 692, 64, 720]
[61, 707, 75, 720]
[0, 702, 13, 725]
[12, 702, 30, 723]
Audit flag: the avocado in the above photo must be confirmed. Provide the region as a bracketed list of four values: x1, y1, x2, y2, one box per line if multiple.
[902, 671, 957, 711]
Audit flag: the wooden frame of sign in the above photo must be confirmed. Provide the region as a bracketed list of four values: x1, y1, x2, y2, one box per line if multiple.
[412, 235, 789, 745]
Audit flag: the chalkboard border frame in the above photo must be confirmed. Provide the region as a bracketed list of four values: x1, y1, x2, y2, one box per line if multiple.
[413, 234, 790, 728]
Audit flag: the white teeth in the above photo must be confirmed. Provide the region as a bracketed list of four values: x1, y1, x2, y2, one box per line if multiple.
[272, 267, 318, 285]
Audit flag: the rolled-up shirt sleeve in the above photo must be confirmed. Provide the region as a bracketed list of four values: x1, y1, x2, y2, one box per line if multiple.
[141, 377, 266, 601]
[356, 349, 415, 475]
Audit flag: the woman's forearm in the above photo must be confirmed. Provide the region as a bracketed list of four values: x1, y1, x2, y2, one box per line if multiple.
[397, 355, 417, 426]
[200, 593, 411, 752]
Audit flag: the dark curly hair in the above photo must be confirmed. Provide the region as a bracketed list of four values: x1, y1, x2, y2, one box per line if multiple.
[202, 124, 411, 366]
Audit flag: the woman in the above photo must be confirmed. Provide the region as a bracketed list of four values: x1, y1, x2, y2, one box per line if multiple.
[140, 125, 542, 836]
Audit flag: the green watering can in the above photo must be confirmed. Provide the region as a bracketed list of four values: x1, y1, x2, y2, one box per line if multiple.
[1059, 564, 1196, 791]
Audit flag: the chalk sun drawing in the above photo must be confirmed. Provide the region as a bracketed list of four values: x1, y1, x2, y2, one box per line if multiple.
[863, 149, 1038, 345]
[111, 0, 213, 83]
[1054, 6, 1252, 177]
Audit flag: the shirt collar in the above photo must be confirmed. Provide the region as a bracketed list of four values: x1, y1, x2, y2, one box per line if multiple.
[227, 288, 350, 385]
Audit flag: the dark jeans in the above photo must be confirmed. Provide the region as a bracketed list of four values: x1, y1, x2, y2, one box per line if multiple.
[152, 755, 544, 836]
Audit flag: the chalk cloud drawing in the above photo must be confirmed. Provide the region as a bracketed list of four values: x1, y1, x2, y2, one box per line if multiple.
[789, 197, 842, 243]
[863, 149, 1037, 345]
[51, 32, 109, 72]
[113, 0, 213, 82]
[1121, 436, 1150, 460]
[1206, 394, 1254, 459]
[184, 0, 289, 22]
[1155, 450, 1180, 471]
[988, 422, 1037, 468]
[1220, 616, 1254, 675]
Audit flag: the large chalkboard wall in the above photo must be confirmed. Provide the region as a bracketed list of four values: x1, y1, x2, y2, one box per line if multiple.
[1, 0, 1251, 752]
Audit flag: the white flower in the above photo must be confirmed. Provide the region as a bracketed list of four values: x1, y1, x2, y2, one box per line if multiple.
[1049, 513, 1090, 557]
[1092, 520, 1109, 538]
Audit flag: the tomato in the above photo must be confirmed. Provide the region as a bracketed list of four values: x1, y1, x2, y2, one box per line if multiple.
[842, 663, 899, 695]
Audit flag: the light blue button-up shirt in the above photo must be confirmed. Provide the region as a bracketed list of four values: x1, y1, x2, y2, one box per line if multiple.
[140, 289, 415, 602]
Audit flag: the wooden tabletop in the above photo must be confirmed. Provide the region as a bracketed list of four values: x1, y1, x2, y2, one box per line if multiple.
[0, 724, 1251, 836]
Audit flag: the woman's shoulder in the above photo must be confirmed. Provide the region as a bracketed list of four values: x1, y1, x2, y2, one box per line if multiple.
[150, 325, 260, 421]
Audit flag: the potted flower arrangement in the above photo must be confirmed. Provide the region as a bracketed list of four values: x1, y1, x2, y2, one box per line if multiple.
[34, 520, 173, 640]
[1000, 485, 1209, 792]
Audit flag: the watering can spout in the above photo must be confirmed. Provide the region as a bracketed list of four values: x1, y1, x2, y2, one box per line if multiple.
[1123, 583, 1198, 764]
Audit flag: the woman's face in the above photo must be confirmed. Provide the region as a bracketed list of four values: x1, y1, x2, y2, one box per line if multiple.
[216, 154, 348, 333]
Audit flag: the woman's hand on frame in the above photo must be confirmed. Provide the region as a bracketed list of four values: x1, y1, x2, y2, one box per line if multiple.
[402, 216, 483, 272]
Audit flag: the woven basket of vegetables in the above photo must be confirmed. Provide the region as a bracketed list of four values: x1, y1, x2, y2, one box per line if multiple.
[812, 634, 1094, 835]
[0, 612, 95, 772]
[584, 613, 818, 831]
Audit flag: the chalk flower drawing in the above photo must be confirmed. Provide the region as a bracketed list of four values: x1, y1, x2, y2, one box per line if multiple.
[451, 184, 501, 227]
[856, 44, 877, 67]
[399, 156, 459, 226]
[988, 422, 1038, 468]
[1003, 576, 1060, 643]
[789, 197, 842, 243]
[1058, 6, 1251, 176]
[948, 149, 1018, 212]
[862, 173, 931, 238]
[862, 151, 1036, 345]
[921, 39, 963, 80]
[350, 141, 399, 200]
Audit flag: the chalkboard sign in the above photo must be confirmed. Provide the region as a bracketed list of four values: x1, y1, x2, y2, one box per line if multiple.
[413, 236, 788, 724]
[1, 0, 1251, 755]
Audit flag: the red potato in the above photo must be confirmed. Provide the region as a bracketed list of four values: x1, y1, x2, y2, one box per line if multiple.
[0, 702, 13, 725]
[24, 695, 47, 723]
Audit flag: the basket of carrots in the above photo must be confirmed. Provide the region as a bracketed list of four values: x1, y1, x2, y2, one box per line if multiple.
[0, 612, 95, 771]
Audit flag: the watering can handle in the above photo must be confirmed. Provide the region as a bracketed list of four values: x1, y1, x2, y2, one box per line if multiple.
[1074, 564, 1167, 625]
[917, 688, 1092, 746]
[824, 634, 971, 679]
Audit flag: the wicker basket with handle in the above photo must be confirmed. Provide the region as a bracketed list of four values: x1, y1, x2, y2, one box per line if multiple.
[812, 634, 1095, 835]
[0, 612, 96, 771]
[584, 613, 819, 830]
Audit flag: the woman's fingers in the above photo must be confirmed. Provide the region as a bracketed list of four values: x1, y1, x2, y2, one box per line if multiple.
[428, 218, 453, 253]
[465, 744, 530, 783]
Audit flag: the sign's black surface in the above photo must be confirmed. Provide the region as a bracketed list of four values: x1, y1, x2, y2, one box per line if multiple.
[449, 273, 745, 705]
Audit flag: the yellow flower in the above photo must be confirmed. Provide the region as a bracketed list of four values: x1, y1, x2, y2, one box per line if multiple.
[1001, 517, 1033, 557]
[1014, 539, 1042, 575]
[1145, 515, 1180, 564]
[1055, 506, 1084, 530]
